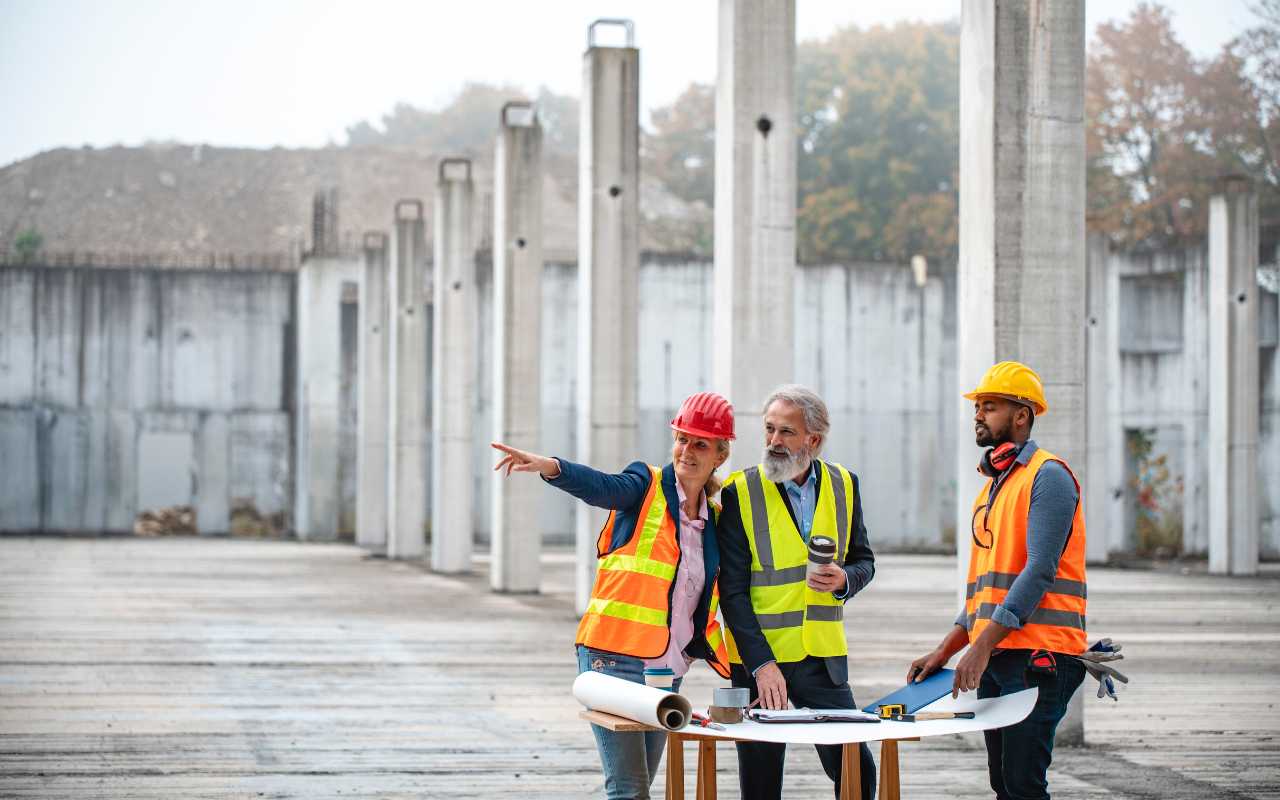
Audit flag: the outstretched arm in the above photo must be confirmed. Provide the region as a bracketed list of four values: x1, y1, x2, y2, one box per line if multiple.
[490, 442, 649, 511]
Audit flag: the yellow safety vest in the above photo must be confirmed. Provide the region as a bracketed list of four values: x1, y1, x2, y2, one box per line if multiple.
[724, 461, 855, 663]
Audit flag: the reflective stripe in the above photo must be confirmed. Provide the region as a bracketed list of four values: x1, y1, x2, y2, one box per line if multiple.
[966, 602, 1086, 630]
[756, 605, 844, 629]
[586, 597, 669, 628]
[825, 461, 849, 561]
[633, 469, 667, 562]
[597, 553, 678, 582]
[966, 572, 1088, 600]
[806, 604, 844, 622]
[757, 610, 804, 629]
[744, 467, 774, 569]
[751, 565, 808, 587]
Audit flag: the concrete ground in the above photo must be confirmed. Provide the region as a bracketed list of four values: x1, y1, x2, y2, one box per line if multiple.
[1, 536, 1277, 799]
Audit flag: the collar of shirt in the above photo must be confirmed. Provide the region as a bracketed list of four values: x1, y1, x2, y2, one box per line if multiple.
[674, 480, 708, 524]
[784, 465, 819, 537]
[786, 464, 818, 497]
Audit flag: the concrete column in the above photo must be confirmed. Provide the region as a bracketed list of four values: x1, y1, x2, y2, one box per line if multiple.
[387, 200, 428, 560]
[576, 20, 640, 613]
[356, 231, 390, 551]
[294, 254, 361, 540]
[712, 0, 796, 466]
[958, 0, 1087, 742]
[432, 159, 477, 574]
[1084, 231, 1123, 561]
[1208, 178, 1260, 576]
[491, 104, 544, 592]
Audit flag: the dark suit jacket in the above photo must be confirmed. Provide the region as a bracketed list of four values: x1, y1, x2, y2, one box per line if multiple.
[716, 461, 875, 686]
[547, 457, 723, 662]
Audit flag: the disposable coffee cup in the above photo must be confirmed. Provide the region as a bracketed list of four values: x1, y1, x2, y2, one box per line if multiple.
[643, 667, 675, 691]
[807, 535, 837, 581]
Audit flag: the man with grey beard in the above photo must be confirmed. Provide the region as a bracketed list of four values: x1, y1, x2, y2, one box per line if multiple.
[716, 385, 876, 800]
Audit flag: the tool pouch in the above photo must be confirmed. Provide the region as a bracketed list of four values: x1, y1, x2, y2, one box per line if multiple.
[1027, 648, 1058, 676]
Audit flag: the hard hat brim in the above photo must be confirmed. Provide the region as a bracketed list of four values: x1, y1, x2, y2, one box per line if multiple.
[670, 421, 735, 441]
[962, 391, 1047, 416]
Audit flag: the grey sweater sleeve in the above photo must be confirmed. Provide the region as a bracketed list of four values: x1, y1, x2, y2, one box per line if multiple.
[990, 461, 1078, 629]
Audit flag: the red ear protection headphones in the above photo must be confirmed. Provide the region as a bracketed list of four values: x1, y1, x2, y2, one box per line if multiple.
[971, 442, 1021, 548]
[977, 441, 1019, 477]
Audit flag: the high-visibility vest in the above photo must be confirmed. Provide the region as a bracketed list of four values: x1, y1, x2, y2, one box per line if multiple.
[723, 461, 856, 663]
[575, 465, 732, 678]
[965, 446, 1088, 655]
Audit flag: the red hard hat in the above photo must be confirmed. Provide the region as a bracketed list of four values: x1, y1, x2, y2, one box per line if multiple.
[671, 392, 735, 440]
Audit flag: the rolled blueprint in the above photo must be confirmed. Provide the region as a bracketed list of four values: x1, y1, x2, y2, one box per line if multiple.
[573, 670, 693, 731]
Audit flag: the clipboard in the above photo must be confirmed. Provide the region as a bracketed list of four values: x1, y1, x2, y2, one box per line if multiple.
[863, 668, 956, 715]
[749, 708, 880, 724]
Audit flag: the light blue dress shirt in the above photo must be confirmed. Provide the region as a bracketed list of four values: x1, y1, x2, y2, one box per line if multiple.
[785, 467, 819, 541]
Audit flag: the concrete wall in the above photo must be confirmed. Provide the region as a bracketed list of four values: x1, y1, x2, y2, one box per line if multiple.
[5, 248, 1274, 558]
[0, 266, 294, 534]
[1098, 246, 1280, 558]
[472, 257, 955, 551]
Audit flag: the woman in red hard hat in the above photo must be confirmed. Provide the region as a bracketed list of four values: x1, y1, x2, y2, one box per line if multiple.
[492, 391, 734, 800]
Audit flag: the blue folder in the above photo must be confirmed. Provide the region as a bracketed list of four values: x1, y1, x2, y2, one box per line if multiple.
[863, 668, 956, 715]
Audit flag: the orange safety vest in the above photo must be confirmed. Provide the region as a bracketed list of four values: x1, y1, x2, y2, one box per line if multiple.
[965, 446, 1088, 655]
[575, 465, 732, 678]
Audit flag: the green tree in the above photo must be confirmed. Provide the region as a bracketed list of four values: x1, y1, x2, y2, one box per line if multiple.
[344, 83, 579, 158]
[643, 83, 715, 206]
[1086, 2, 1279, 247]
[1226, 0, 1280, 235]
[795, 21, 960, 264]
[13, 228, 42, 263]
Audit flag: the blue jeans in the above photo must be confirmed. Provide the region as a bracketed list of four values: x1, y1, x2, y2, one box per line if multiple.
[576, 646, 683, 800]
[978, 649, 1086, 800]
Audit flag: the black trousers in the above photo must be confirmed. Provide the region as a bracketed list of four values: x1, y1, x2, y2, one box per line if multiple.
[978, 649, 1086, 800]
[730, 657, 877, 800]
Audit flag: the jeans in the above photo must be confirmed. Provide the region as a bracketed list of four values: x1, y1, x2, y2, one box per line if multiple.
[978, 649, 1086, 800]
[730, 658, 877, 800]
[577, 646, 683, 800]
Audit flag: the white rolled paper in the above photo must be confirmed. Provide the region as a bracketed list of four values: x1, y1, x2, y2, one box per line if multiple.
[572, 670, 693, 731]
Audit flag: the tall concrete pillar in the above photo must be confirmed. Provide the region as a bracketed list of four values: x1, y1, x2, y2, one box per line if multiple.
[491, 104, 544, 592]
[387, 200, 428, 560]
[356, 231, 390, 551]
[295, 193, 361, 540]
[432, 159, 477, 574]
[1084, 230, 1123, 561]
[957, 0, 1087, 742]
[576, 20, 640, 612]
[1208, 178, 1260, 576]
[712, 0, 796, 467]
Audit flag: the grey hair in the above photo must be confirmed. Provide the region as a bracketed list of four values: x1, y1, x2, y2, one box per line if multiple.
[763, 384, 830, 455]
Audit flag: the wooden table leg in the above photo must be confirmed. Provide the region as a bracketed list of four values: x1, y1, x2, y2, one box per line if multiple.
[879, 740, 901, 800]
[696, 739, 716, 799]
[839, 742, 862, 800]
[666, 733, 685, 800]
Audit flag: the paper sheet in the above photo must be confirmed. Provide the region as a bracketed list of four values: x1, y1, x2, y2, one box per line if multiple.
[572, 670, 693, 731]
[678, 688, 1038, 744]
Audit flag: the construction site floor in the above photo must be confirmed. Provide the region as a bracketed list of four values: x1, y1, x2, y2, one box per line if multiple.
[1, 536, 1277, 799]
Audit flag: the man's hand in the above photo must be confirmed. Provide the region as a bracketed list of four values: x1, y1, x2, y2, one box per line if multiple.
[806, 563, 847, 593]
[951, 642, 992, 698]
[906, 648, 948, 684]
[754, 662, 789, 710]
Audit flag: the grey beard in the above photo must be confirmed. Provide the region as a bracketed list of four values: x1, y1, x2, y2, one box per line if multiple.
[761, 447, 812, 483]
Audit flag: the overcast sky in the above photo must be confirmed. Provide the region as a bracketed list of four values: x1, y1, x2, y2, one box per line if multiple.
[0, 0, 1261, 168]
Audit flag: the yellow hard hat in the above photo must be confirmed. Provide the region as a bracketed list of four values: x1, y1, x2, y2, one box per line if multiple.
[963, 361, 1048, 416]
